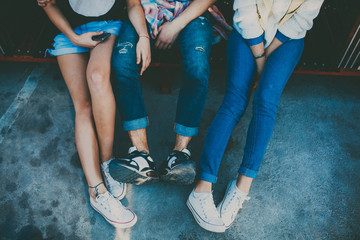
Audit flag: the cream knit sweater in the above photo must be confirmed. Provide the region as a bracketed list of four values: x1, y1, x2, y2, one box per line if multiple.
[233, 0, 324, 47]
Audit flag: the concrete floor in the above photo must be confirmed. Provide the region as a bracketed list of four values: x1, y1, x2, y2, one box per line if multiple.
[0, 61, 359, 240]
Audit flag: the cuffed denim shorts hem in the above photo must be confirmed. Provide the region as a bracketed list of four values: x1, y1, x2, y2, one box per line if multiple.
[174, 123, 198, 137]
[123, 117, 148, 131]
[47, 20, 122, 57]
[238, 166, 258, 178]
[48, 47, 88, 57]
[197, 171, 217, 183]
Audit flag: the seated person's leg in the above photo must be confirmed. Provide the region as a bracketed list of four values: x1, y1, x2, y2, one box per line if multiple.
[160, 15, 213, 185]
[219, 38, 305, 228]
[110, 20, 158, 185]
[188, 30, 256, 233]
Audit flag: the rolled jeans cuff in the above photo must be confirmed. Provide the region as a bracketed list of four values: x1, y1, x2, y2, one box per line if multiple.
[197, 171, 217, 184]
[123, 117, 148, 131]
[246, 33, 264, 46]
[275, 30, 290, 43]
[238, 166, 258, 179]
[174, 123, 198, 137]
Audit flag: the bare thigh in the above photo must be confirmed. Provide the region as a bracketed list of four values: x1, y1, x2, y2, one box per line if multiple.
[57, 53, 90, 109]
[87, 34, 117, 83]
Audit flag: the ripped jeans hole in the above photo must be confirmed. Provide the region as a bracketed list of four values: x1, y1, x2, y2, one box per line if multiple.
[117, 42, 133, 54]
[198, 16, 207, 25]
[195, 47, 205, 52]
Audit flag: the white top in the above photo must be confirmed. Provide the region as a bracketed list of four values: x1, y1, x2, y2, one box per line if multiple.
[233, 0, 324, 47]
[69, 0, 115, 17]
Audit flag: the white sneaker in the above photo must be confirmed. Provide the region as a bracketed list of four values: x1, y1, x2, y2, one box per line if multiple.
[187, 189, 226, 233]
[217, 179, 250, 228]
[90, 191, 137, 228]
[102, 158, 127, 200]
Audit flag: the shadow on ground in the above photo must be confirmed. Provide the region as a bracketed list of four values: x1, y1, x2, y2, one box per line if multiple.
[0, 62, 359, 240]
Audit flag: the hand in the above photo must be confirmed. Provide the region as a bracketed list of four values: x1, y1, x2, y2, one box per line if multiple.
[155, 21, 183, 50]
[71, 31, 104, 48]
[37, 0, 51, 7]
[136, 36, 151, 76]
[253, 56, 266, 89]
[265, 38, 283, 58]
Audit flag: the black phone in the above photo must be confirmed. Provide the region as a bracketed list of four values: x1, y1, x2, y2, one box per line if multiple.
[92, 32, 111, 41]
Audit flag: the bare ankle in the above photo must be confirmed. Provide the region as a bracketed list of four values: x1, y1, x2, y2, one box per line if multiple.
[236, 175, 253, 194]
[89, 182, 107, 200]
[194, 180, 212, 193]
[101, 154, 114, 163]
[173, 134, 191, 151]
[129, 129, 150, 153]
[134, 145, 149, 153]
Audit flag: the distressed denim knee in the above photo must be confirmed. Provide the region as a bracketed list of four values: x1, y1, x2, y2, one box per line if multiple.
[112, 20, 148, 131]
[175, 14, 212, 136]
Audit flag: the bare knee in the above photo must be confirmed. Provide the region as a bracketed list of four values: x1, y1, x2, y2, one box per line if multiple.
[87, 69, 110, 92]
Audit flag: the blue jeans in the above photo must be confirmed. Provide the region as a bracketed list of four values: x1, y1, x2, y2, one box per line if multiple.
[198, 30, 304, 183]
[112, 15, 212, 137]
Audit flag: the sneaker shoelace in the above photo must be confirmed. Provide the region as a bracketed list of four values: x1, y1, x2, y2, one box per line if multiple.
[200, 194, 220, 220]
[97, 192, 126, 215]
[223, 191, 250, 215]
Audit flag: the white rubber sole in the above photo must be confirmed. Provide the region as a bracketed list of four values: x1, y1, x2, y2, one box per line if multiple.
[102, 164, 127, 200]
[111, 183, 127, 201]
[186, 199, 226, 233]
[90, 200, 137, 228]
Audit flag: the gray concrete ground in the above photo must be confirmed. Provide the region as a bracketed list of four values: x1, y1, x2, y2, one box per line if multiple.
[0, 61, 359, 240]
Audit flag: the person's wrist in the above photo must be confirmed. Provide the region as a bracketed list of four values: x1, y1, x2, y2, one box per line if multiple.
[139, 34, 150, 40]
[69, 34, 80, 44]
[172, 18, 186, 31]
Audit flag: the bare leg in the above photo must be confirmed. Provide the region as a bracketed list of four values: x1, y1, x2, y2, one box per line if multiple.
[194, 180, 212, 193]
[57, 53, 106, 199]
[128, 128, 150, 153]
[173, 134, 191, 151]
[87, 34, 117, 163]
[236, 174, 253, 194]
[194, 175, 253, 194]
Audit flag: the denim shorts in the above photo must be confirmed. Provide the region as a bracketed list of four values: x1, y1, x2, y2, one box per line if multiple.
[47, 20, 122, 56]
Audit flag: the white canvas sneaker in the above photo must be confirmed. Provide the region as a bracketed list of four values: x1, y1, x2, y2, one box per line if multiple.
[102, 158, 127, 200]
[90, 191, 137, 228]
[187, 189, 226, 233]
[217, 179, 250, 228]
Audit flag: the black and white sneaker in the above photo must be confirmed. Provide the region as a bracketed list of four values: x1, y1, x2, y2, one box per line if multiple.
[160, 148, 196, 185]
[109, 146, 158, 185]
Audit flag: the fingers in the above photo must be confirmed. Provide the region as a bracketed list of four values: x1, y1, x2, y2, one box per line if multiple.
[38, 0, 46, 7]
[38, 0, 50, 7]
[156, 40, 167, 50]
[136, 49, 141, 65]
[140, 54, 151, 76]
[164, 42, 172, 50]
[155, 36, 171, 49]
[155, 38, 161, 49]
[91, 31, 104, 37]
[145, 55, 151, 72]
[140, 54, 146, 76]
